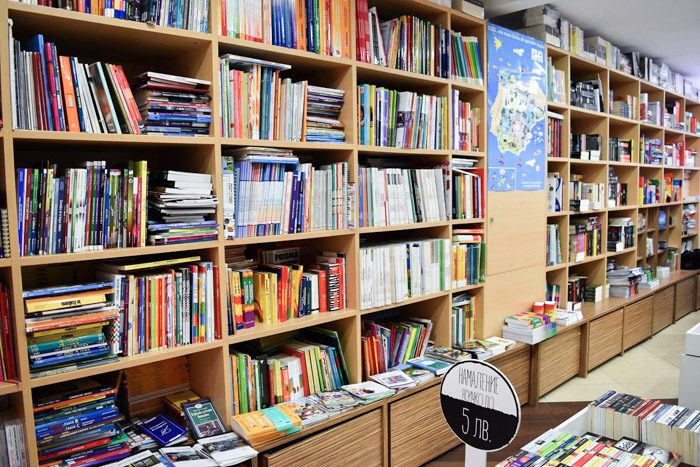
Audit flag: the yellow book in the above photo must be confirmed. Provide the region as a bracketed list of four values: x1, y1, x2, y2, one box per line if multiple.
[28, 321, 110, 338]
[253, 272, 269, 324]
[290, 265, 303, 317]
[25, 290, 112, 313]
[99, 256, 201, 273]
[27, 323, 106, 343]
[163, 388, 200, 413]
[230, 270, 244, 327]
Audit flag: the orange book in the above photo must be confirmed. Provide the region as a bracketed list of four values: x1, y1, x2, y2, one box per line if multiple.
[111, 64, 143, 135]
[318, 0, 327, 55]
[296, 0, 307, 51]
[58, 56, 80, 132]
[26, 309, 119, 333]
[341, 0, 351, 58]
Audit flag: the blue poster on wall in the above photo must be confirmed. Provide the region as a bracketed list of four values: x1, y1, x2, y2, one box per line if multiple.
[487, 23, 547, 192]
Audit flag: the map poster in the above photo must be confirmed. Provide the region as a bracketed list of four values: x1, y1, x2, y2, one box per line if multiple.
[487, 23, 547, 192]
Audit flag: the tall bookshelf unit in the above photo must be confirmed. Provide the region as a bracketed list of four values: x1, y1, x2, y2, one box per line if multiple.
[0, 0, 497, 464]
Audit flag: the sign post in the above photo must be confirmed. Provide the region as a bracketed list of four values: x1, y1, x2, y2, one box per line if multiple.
[440, 360, 521, 467]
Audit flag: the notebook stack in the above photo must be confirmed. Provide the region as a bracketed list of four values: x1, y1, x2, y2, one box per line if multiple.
[24, 281, 120, 378]
[147, 170, 219, 245]
[132, 72, 212, 137]
[305, 85, 346, 143]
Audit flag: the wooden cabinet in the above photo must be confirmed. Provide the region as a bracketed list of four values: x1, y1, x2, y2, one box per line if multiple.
[652, 286, 675, 334]
[588, 309, 623, 371]
[389, 385, 459, 467]
[538, 328, 581, 397]
[261, 410, 384, 467]
[623, 297, 653, 350]
[491, 344, 531, 404]
[675, 277, 696, 320]
[696, 275, 700, 313]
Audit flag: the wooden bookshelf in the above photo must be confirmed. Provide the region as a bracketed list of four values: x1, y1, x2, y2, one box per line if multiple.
[0, 0, 491, 464]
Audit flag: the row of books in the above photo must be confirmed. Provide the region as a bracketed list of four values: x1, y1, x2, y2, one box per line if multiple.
[609, 94, 637, 120]
[608, 217, 634, 251]
[451, 292, 476, 347]
[607, 167, 628, 208]
[641, 95, 663, 126]
[15, 0, 210, 31]
[451, 230, 485, 288]
[571, 75, 604, 113]
[641, 136, 663, 165]
[588, 391, 700, 465]
[223, 149, 351, 239]
[547, 112, 563, 158]
[220, 0, 352, 58]
[225, 248, 346, 331]
[357, 165, 450, 227]
[361, 317, 433, 379]
[356, 1, 483, 84]
[663, 174, 683, 203]
[570, 176, 605, 212]
[453, 92, 481, 151]
[229, 327, 348, 414]
[639, 176, 661, 205]
[569, 216, 602, 262]
[452, 161, 484, 220]
[219, 54, 345, 141]
[609, 137, 633, 163]
[357, 84, 449, 149]
[571, 134, 601, 160]
[546, 223, 562, 266]
[499, 429, 682, 467]
[359, 239, 451, 310]
[547, 173, 563, 213]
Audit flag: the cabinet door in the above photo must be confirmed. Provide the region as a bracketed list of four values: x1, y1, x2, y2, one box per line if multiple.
[261, 410, 384, 467]
[652, 286, 675, 334]
[588, 309, 623, 371]
[390, 385, 460, 467]
[675, 278, 696, 320]
[623, 297, 653, 350]
[538, 328, 581, 397]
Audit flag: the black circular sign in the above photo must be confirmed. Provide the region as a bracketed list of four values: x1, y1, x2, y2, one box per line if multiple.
[439, 360, 521, 452]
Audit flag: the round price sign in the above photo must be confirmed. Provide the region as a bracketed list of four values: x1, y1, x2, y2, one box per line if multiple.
[440, 360, 521, 452]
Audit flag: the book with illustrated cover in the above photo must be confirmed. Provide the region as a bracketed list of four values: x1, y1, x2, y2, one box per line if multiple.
[140, 415, 188, 447]
[369, 369, 416, 389]
[408, 357, 452, 375]
[182, 398, 227, 439]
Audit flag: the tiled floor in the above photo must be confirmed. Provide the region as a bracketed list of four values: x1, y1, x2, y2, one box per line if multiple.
[539, 310, 700, 402]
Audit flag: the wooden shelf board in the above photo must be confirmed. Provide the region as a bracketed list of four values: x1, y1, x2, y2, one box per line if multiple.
[608, 205, 636, 211]
[570, 209, 606, 215]
[220, 138, 354, 151]
[450, 283, 484, 294]
[217, 35, 353, 68]
[569, 159, 606, 165]
[356, 61, 449, 89]
[30, 340, 224, 388]
[358, 221, 448, 234]
[0, 258, 12, 268]
[18, 241, 220, 266]
[360, 291, 448, 315]
[568, 254, 606, 267]
[547, 101, 568, 111]
[608, 114, 639, 125]
[569, 106, 608, 120]
[12, 130, 214, 146]
[547, 211, 570, 217]
[452, 150, 485, 158]
[451, 80, 486, 94]
[0, 382, 21, 396]
[685, 132, 700, 139]
[225, 230, 355, 246]
[229, 309, 358, 344]
[639, 163, 664, 169]
[608, 161, 637, 167]
[665, 127, 686, 137]
[545, 263, 568, 272]
[683, 232, 698, 238]
[640, 121, 666, 131]
[451, 218, 485, 225]
[357, 146, 450, 156]
[607, 246, 637, 257]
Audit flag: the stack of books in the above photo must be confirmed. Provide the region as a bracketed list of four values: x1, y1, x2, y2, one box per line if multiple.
[357, 165, 450, 227]
[568, 275, 587, 310]
[357, 85, 449, 149]
[24, 281, 119, 378]
[9, 31, 143, 134]
[451, 32, 484, 85]
[457, 336, 516, 360]
[147, 170, 218, 245]
[452, 92, 481, 151]
[220, 0, 352, 58]
[229, 327, 349, 415]
[100, 256, 221, 356]
[33, 377, 129, 465]
[305, 86, 346, 143]
[452, 292, 476, 346]
[370, 369, 417, 390]
[569, 216, 602, 262]
[607, 266, 644, 298]
[452, 160, 484, 220]
[571, 74, 604, 112]
[499, 429, 682, 467]
[502, 310, 557, 345]
[588, 390, 698, 465]
[222, 148, 351, 239]
[641, 135, 664, 165]
[360, 239, 451, 310]
[226, 247, 346, 331]
[360, 318, 433, 379]
[342, 381, 395, 403]
[452, 229, 486, 287]
[17, 160, 148, 256]
[610, 95, 637, 119]
[132, 72, 212, 137]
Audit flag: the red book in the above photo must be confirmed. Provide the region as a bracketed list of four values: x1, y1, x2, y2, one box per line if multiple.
[38, 433, 112, 462]
[1, 287, 15, 380]
[281, 346, 309, 397]
[110, 64, 143, 135]
[44, 43, 63, 131]
[281, 366, 291, 402]
[31, 53, 49, 130]
[213, 265, 221, 340]
[145, 278, 151, 352]
[307, 268, 327, 313]
[58, 56, 80, 132]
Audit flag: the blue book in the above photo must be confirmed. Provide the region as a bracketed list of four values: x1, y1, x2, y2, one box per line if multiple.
[261, 406, 300, 434]
[23, 281, 114, 299]
[408, 356, 453, 375]
[30, 345, 110, 369]
[140, 415, 187, 447]
[147, 220, 218, 231]
[28, 333, 105, 355]
[38, 423, 120, 455]
[35, 406, 120, 437]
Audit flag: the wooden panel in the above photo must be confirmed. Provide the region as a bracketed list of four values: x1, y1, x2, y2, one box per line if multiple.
[487, 191, 546, 275]
[696, 275, 700, 313]
[389, 385, 460, 467]
[652, 286, 675, 334]
[261, 410, 384, 467]
[588, 309, 623, 371]
[538, 328, 582, 397]
[483, 264, 544, 337]
[675, 277, 696, 320]
[623, 297, 653, 350]
[490, 345, 531, 405]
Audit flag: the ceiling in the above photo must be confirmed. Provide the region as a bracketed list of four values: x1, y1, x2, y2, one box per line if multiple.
[486, 0, 700, 83]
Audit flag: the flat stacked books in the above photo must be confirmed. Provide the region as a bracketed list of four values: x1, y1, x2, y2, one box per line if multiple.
[147, 170, 218, 245]
[408, 356, 452, 376]
[502, 310, 557, 345]
[131, 72, 212, 136]
[17, 160, 148, 256]
[230, 405, 302, 446]
[370, 369, 416, 389]
[341, 381, 395, 405]
[33, 377, 130, 466]
[194, 432, 258, 466]
[305, 85, 346, 143]
[498, 429, 682, 467]
[24, 281, 119, 378]
[426, 346, 472, 364]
